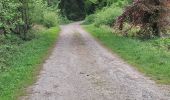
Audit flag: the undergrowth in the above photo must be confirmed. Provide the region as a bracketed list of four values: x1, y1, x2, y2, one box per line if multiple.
[0, 26, 60, 100]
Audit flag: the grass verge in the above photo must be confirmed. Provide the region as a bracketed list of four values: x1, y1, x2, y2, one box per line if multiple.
[0, 26, 60, 100]
[84, 24, 170, 84]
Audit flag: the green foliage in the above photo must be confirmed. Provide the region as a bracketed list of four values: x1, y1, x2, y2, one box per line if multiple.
[0, 26, 60, 100]
[88, 0, 98, 3]
[150, 38, 170, 51]
[31, 0, 61, 27]
[84, 25, 170, 84]
[59, 0, 86, 20]
[0, 0, 61, 38]
[0, 0, 23, 33]
[43, 11, 59, 28]
[84, 0, 130, 26]
[94, 5, 123, 26]
[58, 16, 72, 24]
[30, 0, 46, 24]
[0, 35, 22, 71]
[83, 14, 96, 25]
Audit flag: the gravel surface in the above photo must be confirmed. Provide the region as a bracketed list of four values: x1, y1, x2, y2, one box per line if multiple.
[21, 22, 170, 100]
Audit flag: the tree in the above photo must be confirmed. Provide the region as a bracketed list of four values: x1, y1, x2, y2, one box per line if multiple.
[59, 0, 86, 20]
[0, 0, 60, 39]
[116, 0, 170, 38]
[0, 0, 22, 36]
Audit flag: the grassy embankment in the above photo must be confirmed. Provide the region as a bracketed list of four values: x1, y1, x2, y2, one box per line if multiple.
[0, 26, 60, 100]
[84, 24, 170, 84]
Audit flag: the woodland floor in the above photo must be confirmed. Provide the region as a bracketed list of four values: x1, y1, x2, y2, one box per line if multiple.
[21, 22, 170, 100]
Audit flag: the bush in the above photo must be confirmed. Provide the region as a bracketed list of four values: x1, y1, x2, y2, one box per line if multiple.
[94, 5, 123, 26]
[83, 14, 95, 25]
[43, 11, 59, 28]
[83, 0, 130, 26]
[30, 0, 61, 28]
[58, 16, 71, 24]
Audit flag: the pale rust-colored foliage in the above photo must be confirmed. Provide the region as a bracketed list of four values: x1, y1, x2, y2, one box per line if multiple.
[116, 0, 170, 38]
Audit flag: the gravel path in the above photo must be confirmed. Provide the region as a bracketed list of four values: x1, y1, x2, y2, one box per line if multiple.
[22, 23, 170, 100]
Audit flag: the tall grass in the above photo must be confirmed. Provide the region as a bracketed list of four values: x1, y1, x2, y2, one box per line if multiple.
[84, 25, 170, 84]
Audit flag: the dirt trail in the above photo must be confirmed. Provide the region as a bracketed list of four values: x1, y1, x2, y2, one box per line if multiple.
[22, 22, 170, 100]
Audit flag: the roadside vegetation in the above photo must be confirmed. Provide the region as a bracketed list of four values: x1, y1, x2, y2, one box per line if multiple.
[0, 0, 63, 99]
[84, 25, 170, 84]
[83, 0, 170, 84]
[0, 26, 60, 100]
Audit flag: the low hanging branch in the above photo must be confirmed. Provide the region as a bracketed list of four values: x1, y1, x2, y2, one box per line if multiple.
[116, 0, 170, 38]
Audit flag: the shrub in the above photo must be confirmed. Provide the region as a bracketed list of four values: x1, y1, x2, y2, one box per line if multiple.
[43, 11, 59, 28]
[58, 16, 71, 24]
[116, 0, 169, 38]
[94, 6, 123, 26]
[83, 14, 95, 25]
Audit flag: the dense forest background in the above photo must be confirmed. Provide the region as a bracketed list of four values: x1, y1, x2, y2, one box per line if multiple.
[1, 0, 169, 39]
[0, 0, 63, 39]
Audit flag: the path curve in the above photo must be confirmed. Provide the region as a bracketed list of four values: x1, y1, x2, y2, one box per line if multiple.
[22, 23, 170, 100]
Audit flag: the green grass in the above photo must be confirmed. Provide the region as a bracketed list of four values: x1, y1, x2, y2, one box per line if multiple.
[84, 24, 170, 84]
[0, 26, 60, 100]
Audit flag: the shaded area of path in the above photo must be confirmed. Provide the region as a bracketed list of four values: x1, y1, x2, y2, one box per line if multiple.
[22, 22, 170, 100]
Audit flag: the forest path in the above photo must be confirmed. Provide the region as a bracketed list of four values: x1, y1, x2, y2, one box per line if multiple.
[22, 22, 170, 100]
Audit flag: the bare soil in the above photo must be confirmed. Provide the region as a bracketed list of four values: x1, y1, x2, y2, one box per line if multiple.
[21, 22, 170, 100]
